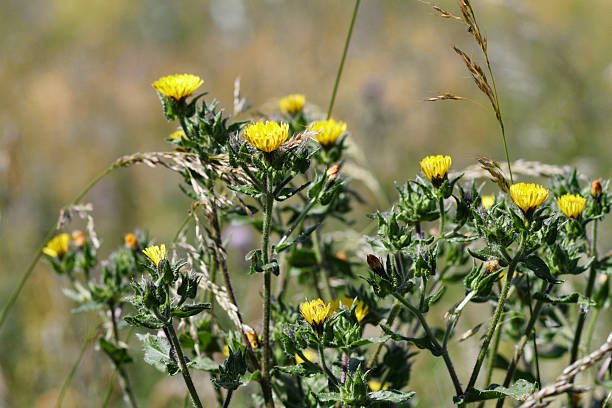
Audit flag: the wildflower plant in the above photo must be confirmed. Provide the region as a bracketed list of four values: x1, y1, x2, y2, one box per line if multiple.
[4, 1, 612, 408]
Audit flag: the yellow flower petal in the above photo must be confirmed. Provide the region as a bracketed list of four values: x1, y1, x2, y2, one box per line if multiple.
[481, 195, 495, 210]
[152, 74, 203, 100]
[557, 193, 586, 219]
[43, 233, 70, 259]
[330, 297, 369, 322]
[243, 121, 289, 152]
[279, 94, 305, 115]
[295, 349, 319, 364]
[509, 183, 549, 215]
[420, 155, 452, 186]
[142, 244, 167, 266]
[300, 299, 331, 327]
[311, 119, 347, 147]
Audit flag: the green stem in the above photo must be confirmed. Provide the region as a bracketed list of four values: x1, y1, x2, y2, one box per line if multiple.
[0, 165, 116, 330]
[222, 390, 233, 408]
[55, 319, 103, 408]
[109, 305, 139, 408]
[317, 343, 338, 385]
[392, 292, 463, 396]
[326, 0, 361, 120]
[261, 175, 275, 408]
[467, 238, 523, 392]
[101, 371, 118, 408]
[312, 231, 335, 300]
[165, 325, 204, 408]
[483, 324, 502, 389]
[569, 221, 598, 407]
[172, 213, 192, 245]
[585, 308, 600, 355]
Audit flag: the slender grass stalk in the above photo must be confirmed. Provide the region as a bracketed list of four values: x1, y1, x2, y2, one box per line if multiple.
[109, 304, 139, 408]
[261, 175, 275, 407]
[483, 324, 501, 388]
[101, 371, 119, 408]
[55, 318, 104, 408]
[326, 0, 361, 120]
[0, 164, 118, 330]
[165, 325, 204, 408]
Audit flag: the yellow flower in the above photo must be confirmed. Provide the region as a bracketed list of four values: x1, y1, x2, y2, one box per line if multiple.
[557, 193, 586, 219]
[152, 74, 203, 100]
[330, 297, 369, 322]
[223, 345, 230, 357]
[279, 94, 305, 115]
[243, 121, 289, 152]
[310, 119, 347, 147]
[295, 349, 319, 364]
[43, 233, 70, 259]
[169, 130, 186, 141]
[246, 328, 260, 349]
[300, 299, 331, 329]
[420, 155, 452, 187]
[71, 230, 87, 248]
[142, 244, 167, 266]
[368, 381, 389, 392]
[509, 183, 549, 216]
[124, 233, 139, 250]
[481, 195, 495, 210]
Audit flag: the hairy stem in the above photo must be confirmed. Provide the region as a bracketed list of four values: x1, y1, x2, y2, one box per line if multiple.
[326, 0, 361, 120]
[108, 305, 139, 408]
[261, 176, 275, 407]
[318, 343, 338, 385]
[165, 325, 204, 408]
[366, 301, 401, 370]
[392, 293, 463, 396]
[467, 247, 522, 391]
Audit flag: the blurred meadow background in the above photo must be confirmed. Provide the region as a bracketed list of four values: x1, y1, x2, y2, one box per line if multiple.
[1, 0, 611, 406]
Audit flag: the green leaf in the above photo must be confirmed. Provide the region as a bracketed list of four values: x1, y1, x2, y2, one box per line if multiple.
[136, 333, 179, 375]
[273, 364, 319, 377]
[368, 390, 415, 403]
[462, 379, 536, 403]
[191, 355, 220, 373]
[533, 292, 595, 309]
[99, 338, 133, 367]
[124, 314, 166, 330]
[286, 249, 318, 268]
[348, 336, 390, 348]
[381, 325, 441, 356]
[522, 255, 562, 284]
[318, 392, 342, 403]
[171, 303, 211, 318]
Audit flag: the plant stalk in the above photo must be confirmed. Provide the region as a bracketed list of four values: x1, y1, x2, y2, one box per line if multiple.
[261, 175, 275, 407]
[165, 325, 204, 408]
[326, 0, 361, 120]
[109, 305, 139, 408]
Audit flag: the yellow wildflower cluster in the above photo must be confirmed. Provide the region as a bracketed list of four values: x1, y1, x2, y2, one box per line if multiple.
[279, 94, 305, 115]
[311, 119, 347, 147]
[142, 244, 167, 266]
[420, 155, 451, 186]
[243, 121, 289, 152]
[509, 183, 549, 216]
[152, 74, 203, 100]
[43, 233, 71, 259]
[330, 297, 369, 322]
[557, 193, 586, 219]
[300, 299, 331, 329]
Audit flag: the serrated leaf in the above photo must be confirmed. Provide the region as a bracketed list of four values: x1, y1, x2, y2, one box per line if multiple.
[136, 333, 179, 375]
[533, 292, 595, 308]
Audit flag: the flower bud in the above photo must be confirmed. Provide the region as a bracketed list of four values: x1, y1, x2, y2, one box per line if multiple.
[485, 260, 501, 273]
[124, 233, 139, 250]
[72, 230, 87, 247]
[592, 179, 602, 198]
[366, 254, 385, 278]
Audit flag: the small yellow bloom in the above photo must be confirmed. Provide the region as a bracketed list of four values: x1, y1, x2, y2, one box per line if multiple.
[169, 130, 186, 141]
[43, 233, 70, 259]
[330, 297, 369, 322]
[124, 233, 139, 250]
[246, 328, 260, 349]
[279, 94, 305, 115]
[368, 381, 389, 392]
[243, 121, 289, 152]
[557, 193, 586, 219]
[72, 230, 87, 247]
[223, 345, 230, 357]
[481, 195, 495, 210]
[509, 183, 549, 216]
[420, 155, 452, 187]
[300, 299, 331, 328]
[295, 349, 319, 364]
[152, 74, 204, 100]
[142, 244, 167, 266]
[311, 119, 347, 147]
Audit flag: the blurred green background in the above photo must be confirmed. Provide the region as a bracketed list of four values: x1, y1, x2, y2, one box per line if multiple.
[1, 0, 611, 406]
